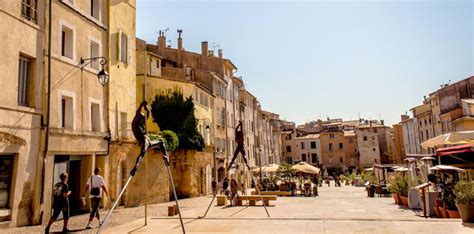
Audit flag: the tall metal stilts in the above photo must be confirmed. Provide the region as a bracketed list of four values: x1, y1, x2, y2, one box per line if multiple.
[97, 149, 146, 234]
[241, 160, 270, 217]
[161, 148, 186, 234]
[198, 194, 216, 219]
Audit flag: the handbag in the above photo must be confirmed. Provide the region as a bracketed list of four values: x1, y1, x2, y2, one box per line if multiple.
[90, 176, 100, 196]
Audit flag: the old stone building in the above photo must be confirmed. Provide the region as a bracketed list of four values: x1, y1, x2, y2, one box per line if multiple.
[399, 76, 474, 158]
[135, 35, 216, 198]
[0, 0, 45, 227]
[40, 0, 110, 224]
[356, 124, 381, 168]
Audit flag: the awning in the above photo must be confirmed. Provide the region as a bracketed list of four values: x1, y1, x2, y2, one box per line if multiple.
[436, 144, 474, 156]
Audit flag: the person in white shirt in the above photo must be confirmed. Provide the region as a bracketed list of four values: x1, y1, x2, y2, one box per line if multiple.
[84, 167, 108, 229]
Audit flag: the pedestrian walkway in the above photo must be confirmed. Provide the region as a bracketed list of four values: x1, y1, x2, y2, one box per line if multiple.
[5, 185, 474, 233]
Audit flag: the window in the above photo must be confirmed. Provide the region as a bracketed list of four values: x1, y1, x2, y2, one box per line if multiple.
[363, 136, 367, 141]
[60, 23, 74, 60]
[60, 95, 74, 129]
[340, 157, 343, 163]
[373, 148, 376, 151]
[301, 154, 306, 162]
[118, 30, 130, 64]
[426, 130, 429, 139]
[311, 153, 317, 164]
[91, 0, 101, 20]
[286, 146, 291, 152]
[311, 141, 316, 149]
[329, 133, 334, 138]
[339, 143, 343, 149]
[301, 142, 305, 149]
[89, 39, 100, 70]
[349, 137, 353, 143]
[90, 102, 100, 132]
[18, 55, 32, 106]
[374, 128, 377, 133]
[329, 143, 333, 151]
[0, 155, 13, 208]
[372, 136, 375, 140]
[21, 0, 38, 23]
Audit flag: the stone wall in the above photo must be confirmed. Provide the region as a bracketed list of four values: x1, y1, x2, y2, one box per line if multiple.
[108, 143, 170, 208]
[169, 149, 214, 198]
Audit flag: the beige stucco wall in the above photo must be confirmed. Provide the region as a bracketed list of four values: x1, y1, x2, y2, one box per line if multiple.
[294, 137, 321, 165]
[40, 0, 109, 223]
[320, 131, 345, 168]
[0, 0, 45, 227]
[108, 0, 137, 141]
[356, 129, 380, 167]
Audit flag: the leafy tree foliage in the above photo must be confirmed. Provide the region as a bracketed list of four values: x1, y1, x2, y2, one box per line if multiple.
[151, 89, 204, 151]
[148, 130, 179, 152]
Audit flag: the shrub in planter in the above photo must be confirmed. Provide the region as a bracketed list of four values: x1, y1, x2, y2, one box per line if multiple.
[388, 174, 408, 206]
[454, 181, 474, 223]
[387, 175, 401, 204]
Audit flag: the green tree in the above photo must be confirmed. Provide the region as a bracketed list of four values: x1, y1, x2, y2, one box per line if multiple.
[277, 162, 296, 180]
[151, 89, 204, 151]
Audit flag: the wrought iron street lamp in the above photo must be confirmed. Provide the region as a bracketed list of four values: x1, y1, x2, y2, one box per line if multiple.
[79, 56, 109, 86]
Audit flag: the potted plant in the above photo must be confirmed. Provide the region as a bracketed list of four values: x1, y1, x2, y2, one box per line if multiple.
[454, 181, 474, 222]
[397, 175, 409, 207]
[387, 174, 402, 205]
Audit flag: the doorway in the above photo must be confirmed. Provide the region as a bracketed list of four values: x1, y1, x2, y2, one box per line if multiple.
[53, 155, 87, 217]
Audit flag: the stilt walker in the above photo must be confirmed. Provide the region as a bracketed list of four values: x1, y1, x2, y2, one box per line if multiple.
[199, 121, 270, 218]
[98, 101, 186, 233]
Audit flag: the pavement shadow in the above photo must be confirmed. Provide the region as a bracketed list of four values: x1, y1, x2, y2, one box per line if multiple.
[49, 228, 85, 233]
[461, 223, 474, 229]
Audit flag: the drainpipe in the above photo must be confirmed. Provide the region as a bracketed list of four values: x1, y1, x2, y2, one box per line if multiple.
[38, 0, 53, 224]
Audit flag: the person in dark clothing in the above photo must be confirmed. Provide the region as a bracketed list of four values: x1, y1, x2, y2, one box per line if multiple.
[211, 180, 217, 195]
[46, 172, 71, 233]
[222, 177, 229, 196]
[227, 121, 250, 171]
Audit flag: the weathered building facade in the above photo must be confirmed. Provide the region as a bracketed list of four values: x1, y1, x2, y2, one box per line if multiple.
[0, 0, 45, 227]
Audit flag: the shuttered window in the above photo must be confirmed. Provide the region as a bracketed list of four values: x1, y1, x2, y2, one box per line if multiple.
[21, 0, 38, 23]
[18, 56, 31, 106]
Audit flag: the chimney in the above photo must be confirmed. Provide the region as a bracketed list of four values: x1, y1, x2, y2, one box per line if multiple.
[217, 49, 224, 75]
[201, 41, 208, 69]
[177, 29, 183, 67]
[381, 120, 385, 126]
[157, 31, 166, 56]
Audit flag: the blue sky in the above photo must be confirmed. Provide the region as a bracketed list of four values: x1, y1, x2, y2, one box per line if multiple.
[136, 0, 473, 126]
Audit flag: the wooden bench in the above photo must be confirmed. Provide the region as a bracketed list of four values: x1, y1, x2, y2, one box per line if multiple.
[251, 191, 292, 197]
[216, 195, 277, 206]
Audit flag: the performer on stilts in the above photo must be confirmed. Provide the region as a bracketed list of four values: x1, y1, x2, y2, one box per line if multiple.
[199, 121, 270, 218]
[98, 101, 186, 233]
[227, 121, 270, 217]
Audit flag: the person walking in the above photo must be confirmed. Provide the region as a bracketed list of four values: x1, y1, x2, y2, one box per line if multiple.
[45, 172, 71, 233]
[84, 167, 108, 229]
[222, 177, 229, 196]
[211, 180, 217, 195]
[230, 179, 239, 206]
